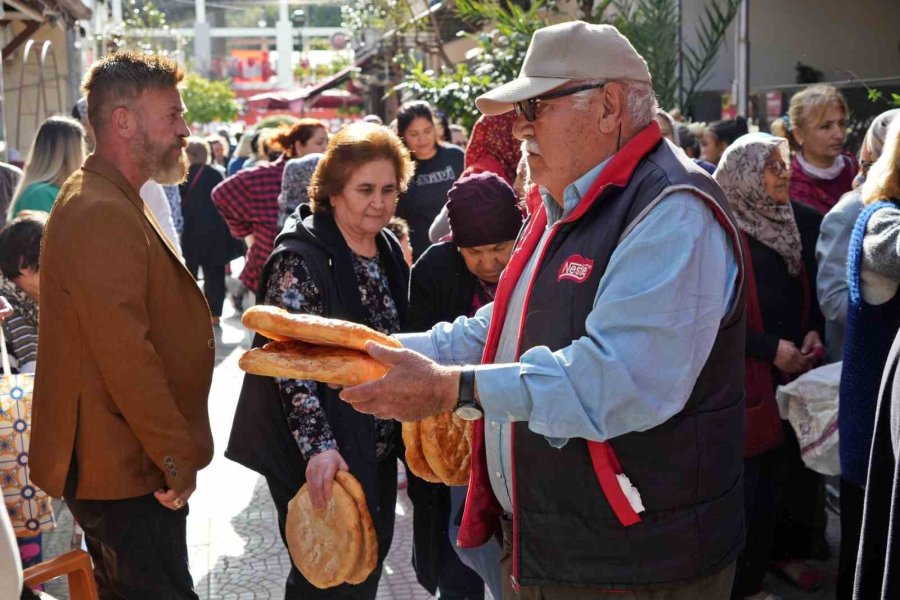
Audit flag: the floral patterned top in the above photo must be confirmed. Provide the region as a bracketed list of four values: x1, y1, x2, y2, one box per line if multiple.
[264, 250, 400, 461]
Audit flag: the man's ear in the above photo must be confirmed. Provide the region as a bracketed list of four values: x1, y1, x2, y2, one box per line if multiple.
[596, 82, 627, 135]
[111, 106, 136, 140]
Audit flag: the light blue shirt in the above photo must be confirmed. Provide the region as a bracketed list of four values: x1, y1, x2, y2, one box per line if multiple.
[400, 161, 739, 513]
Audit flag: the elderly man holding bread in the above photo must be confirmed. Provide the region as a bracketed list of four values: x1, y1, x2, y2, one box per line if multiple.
[339, 21, 747, 599]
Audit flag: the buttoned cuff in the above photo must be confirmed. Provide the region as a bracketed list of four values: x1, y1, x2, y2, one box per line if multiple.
[474, 363, 532, 423]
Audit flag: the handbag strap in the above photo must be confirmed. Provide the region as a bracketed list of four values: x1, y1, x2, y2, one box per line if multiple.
[0, 324, 10, 377]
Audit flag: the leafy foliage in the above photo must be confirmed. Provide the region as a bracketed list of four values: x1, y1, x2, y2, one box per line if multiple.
[181, 74, 239, 125]
[679, 0, 742, 109]
[868, 88, 900, 108]
[394, 0, 555, 129]
[99, 0, 186, 57]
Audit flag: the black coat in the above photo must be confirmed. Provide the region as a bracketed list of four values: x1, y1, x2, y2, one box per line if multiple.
[179, 164, 243, 266]
[405, 241, 479, 594]
[225, 207, 409, 598]
[854, 328, 900, 599]
[745, 201, 825, 362]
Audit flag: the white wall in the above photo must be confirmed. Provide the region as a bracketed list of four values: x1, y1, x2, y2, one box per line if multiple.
[684, 0, 900, 92]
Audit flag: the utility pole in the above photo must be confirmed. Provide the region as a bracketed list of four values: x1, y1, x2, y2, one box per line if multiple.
[276, 0, 294, 89]
[734, 0, 749, 117]
[194, 0, 212, 77]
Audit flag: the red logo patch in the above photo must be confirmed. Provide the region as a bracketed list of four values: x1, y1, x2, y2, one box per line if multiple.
[557, 255, 594, 283]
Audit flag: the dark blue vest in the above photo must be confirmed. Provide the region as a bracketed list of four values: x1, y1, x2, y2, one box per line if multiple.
[840, 200, 900, 485]
[512, 140, 747, 588]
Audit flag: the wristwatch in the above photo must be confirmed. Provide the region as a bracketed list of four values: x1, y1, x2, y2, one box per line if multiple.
[454, 367, 483, 421]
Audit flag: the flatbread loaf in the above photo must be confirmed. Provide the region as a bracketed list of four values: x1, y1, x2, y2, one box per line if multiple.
[335, 471, 377, 584]
[239, 340, 389, 386]
[242, 306, 401, 351]
[286, 480, 362, 589]
[402, 421, 441, 483]
[420, 413, 473, 486]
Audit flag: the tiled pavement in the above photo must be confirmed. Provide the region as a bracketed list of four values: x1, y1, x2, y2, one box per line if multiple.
[39, 302, 836, 600]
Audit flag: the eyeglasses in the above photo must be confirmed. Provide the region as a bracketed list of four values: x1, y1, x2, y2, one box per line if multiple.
[513, 81, 607, 123]
[763, 160, 789, 176]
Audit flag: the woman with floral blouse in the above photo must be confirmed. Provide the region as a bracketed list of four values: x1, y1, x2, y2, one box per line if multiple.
[227, 122, 414, 600]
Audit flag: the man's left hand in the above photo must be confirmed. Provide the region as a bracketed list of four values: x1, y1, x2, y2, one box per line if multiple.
[154, 483, 195, 511]
[339, 342, 460, 422]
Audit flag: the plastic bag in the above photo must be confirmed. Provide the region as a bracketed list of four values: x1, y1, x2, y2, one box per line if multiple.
[776, 362, 841, 476]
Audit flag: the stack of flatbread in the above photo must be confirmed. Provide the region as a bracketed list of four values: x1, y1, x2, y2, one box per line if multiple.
[239, 306, 400, 386]
[286, 471, 377, 588]
[403, 414, 473, 486]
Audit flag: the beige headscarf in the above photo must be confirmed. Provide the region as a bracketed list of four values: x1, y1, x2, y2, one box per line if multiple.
[714, 132, 803, 276]
[859, 108, 900, 164]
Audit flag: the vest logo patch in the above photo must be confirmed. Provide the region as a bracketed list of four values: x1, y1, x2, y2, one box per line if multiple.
[558, 255, 594, 283]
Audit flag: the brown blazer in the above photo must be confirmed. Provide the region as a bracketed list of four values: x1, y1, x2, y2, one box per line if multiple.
[30, 155, 215, 500]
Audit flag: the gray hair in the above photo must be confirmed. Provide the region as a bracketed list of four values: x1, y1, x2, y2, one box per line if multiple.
[572, 79, 658, 128]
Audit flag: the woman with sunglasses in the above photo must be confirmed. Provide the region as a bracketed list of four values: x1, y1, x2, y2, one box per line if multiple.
[714, 133, 825, 600]
[395, 101, 464, 260]
[772, 84, 857, 214]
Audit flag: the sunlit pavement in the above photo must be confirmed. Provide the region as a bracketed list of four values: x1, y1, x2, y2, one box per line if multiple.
[40, 296, 834, 599]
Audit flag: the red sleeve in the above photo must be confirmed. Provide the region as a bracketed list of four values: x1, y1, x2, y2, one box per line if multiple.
[212, 174, 254, 238]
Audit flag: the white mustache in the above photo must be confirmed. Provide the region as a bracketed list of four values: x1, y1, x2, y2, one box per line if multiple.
[521, 139, 541, 156]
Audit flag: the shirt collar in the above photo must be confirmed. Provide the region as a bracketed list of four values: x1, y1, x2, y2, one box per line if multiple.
[539, 157, 613, 224]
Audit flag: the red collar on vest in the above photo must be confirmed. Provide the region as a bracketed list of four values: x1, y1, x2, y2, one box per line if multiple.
[564, 121, 663, 224]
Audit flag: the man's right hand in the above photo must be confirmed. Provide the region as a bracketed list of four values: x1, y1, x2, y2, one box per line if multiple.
[774, 339, 815, 374]
[306, 449, 348, 509]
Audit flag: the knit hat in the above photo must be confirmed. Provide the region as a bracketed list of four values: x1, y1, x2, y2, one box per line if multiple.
[447, 172, 523, 248]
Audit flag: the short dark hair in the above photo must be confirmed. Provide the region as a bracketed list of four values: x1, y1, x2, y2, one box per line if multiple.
[707, 116, 748, 146]
[0, 211, 47, 279]
[396, 100, 435, 141]
[82, 51, 184, 136]
[309, 123, 414, 216]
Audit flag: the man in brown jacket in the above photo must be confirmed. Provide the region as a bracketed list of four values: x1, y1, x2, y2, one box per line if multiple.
[30, 52, 215, 598]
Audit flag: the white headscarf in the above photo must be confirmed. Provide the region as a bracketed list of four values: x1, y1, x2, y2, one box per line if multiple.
[714, 132, 803, 276]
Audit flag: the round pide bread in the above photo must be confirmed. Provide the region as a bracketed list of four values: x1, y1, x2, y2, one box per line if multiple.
[286, 480, 362, 589]
[420, 413, 473, 486]
[242, 305, 401, 351]
[402, 421, 441, 483]
[335, 471, 378, 584]
[239, 340, 390, 386]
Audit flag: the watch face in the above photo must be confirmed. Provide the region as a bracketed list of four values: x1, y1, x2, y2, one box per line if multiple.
[454, 405, 483, 421]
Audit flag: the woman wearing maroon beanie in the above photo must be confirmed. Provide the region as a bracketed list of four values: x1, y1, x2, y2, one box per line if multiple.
[405, 171, 523, 600]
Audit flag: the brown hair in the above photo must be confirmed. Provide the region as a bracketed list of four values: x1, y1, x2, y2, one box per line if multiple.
[185, 136, 210, 166]
[275, 118, 326, 158]
[308, 122, 414, 216]
[81, 51, 184, 136]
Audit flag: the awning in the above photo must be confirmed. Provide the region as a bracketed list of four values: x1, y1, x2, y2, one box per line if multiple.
[3, 0, 93, 23]
[52, 0, 92, 21]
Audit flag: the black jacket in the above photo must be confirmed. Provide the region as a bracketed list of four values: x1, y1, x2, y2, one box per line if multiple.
[179, 164, 244, 266]
[225, 205, 409, 514]
[745, 201, 825, 363]
[406, 241, 477, 332]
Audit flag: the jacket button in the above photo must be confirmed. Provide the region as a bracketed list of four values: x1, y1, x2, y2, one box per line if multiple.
[170, 469, 178, 477]
[207, 339, 215, 349]
[164, 456, 174, 465]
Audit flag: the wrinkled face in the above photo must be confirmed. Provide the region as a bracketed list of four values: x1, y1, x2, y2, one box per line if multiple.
[331, 159, 399, 239]
[512, 84, 603, 200]
[458, 240, 516, 283]
[700, 130, 726, 165]
[297, 127, 328, 156]
[132, 87, 189, 184]
[403, 117, 437, 160]
[794, 104, 848, 165]
[762, 148, 791, 204]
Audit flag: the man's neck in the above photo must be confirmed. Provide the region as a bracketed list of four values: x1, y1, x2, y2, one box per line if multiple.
[92, 147, 149, 194]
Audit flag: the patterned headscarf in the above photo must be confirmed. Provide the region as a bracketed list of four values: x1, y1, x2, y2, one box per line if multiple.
[278, 153, 323, 227]
[464, 112, 520, 184]
[715, 132, 803, 276]
[860, 109, 900, 164]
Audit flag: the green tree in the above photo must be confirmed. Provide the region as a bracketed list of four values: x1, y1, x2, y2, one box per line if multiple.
[181, 73, 240, 125]
[101, 0, 186, 56]
[394, 0, 556, 129]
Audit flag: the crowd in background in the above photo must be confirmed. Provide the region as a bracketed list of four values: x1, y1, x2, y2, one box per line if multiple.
[2, 73, 900, 600]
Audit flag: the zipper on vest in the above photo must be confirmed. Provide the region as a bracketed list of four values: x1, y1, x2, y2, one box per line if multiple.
[511, 220, 561, 587]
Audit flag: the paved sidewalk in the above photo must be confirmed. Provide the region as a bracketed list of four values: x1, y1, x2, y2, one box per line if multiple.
[38, 305, 837, 599]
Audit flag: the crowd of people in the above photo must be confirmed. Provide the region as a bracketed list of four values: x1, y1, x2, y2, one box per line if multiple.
[1, 17, 900, 600]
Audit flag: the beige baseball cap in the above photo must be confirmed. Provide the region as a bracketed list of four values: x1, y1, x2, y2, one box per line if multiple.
[475, 21, 651, 116]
